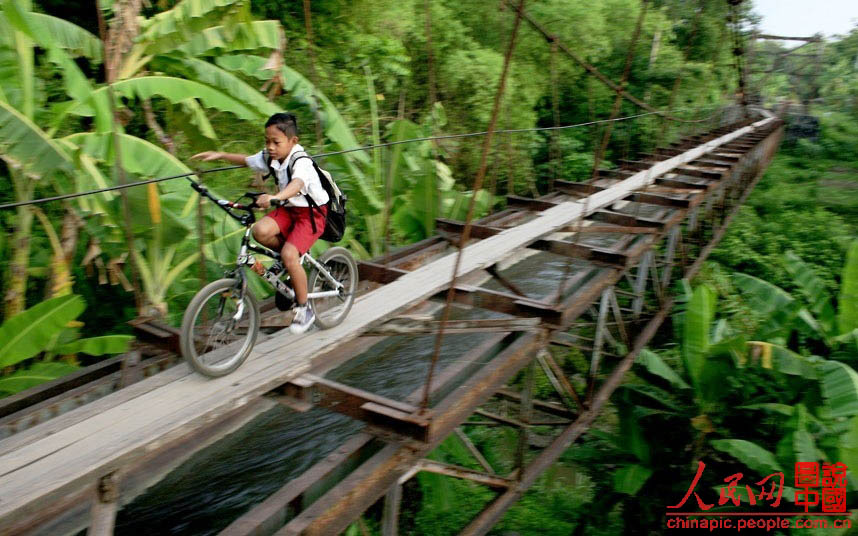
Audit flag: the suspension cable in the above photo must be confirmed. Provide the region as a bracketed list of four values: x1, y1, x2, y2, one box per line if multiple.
[419, 0, 527, 412]
[0, 106, 715, 211]
[506, 0, 717, 124]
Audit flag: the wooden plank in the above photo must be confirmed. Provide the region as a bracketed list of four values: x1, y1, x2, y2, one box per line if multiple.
[0, 117, 777, 530]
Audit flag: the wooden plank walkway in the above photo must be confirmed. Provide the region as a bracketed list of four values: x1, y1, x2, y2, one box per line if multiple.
[0, 116, 776, 530]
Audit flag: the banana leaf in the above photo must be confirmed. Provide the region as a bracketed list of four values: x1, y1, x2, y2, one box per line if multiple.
[3, 0, 111, 132]
[77, 76, 262, 122]
[635, 349, 690, 389]
[0, 362, 79, 395]
[55, 335, 133, 356]
[63, 132, 193, 193]
[682, 285, 715, 391]
[174, 20, 281, 57]
[785, 250, 836, 335]
[137, 0, 251, 56]
[0, 100, 74, 188]
[819, 360, 858, 419]
[0, 11, 101, 61]
[733, 273, 799, 340]
[613, 464, 654, 495]
[158, 56, 280, 118]
[710, 439, 783, 476]
[0, 294, 85, 367]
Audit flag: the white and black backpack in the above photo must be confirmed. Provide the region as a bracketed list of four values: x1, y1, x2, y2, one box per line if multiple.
[263, 150, 347, 242]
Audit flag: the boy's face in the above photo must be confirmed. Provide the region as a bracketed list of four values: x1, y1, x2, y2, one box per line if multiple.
[265, 125, 298, 161]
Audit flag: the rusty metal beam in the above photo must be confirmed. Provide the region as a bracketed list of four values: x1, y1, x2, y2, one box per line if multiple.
[554, 180, 604, 196]
[357, 262, 408, 284]
[279, 332, 546, 535]
[418, 460, 514, 489]
[655, 176, 711, 190]
[363, 317, 541, 336]
[455, 124, 785, 536]
[504, 195, 558, 212]
[492, 389, 575, 420]
[435, 218, 502, 242]
[454, 428, 496, 475]
[627, 192, 693, 208]
[569, 225, 658, 234]
[280, 375, 430, 442]
[485, 264, 529, 298]
[444, 285, 563, 325]
[676, 167, 723, 180]
[587, 210, 664, 229]
[224, 334, 513, 536]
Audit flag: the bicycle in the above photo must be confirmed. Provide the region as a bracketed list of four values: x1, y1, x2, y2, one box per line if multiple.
[179, 179, 358, 377]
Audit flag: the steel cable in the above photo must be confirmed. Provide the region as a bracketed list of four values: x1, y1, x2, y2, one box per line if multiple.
[0, 108, 714, 211]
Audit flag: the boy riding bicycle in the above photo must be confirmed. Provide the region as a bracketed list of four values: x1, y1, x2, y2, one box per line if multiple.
[192, 113, 328, 335]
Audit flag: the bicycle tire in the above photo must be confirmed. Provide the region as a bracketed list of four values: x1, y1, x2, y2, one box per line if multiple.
[308, 247, 358, 329]
[180, 278, 260, 377]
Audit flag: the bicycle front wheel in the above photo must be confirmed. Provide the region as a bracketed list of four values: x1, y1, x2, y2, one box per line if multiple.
[180, 278, 260, 377]
[308, 247, 358, 329]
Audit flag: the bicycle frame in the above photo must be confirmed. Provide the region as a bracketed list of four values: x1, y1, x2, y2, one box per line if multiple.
[237, 226, 343, 300]
[188, 178, 344, 302]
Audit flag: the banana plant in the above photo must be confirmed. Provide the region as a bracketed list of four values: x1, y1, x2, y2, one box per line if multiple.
[732, 241, 858, 354]
[0, 0, 293, 319]
[0, 294, 132, 396]
[617, 283, 858, 489]
[783, 242, 858, 352]
[0, 0, 87, 317]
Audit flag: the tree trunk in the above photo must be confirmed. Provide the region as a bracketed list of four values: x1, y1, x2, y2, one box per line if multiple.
[4, 172, 35, 319]
[45, 205, 82, 299]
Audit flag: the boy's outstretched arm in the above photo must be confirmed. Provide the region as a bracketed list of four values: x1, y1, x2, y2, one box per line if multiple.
[191, 151, 248, 165]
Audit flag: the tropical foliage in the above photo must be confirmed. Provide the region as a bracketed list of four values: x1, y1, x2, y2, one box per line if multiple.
[0, 0, 857, 533]
[0, 294, 132, 395]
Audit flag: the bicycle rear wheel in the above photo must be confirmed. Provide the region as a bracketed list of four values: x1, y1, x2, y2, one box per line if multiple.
[180, 278, 260, 377]
[308, 247, 358, 329]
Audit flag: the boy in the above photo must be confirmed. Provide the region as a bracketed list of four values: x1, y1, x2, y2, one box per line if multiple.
[192, 112, 329, 335]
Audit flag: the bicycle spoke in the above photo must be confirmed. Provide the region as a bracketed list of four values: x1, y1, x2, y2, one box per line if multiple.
[183, 279, 259, 376]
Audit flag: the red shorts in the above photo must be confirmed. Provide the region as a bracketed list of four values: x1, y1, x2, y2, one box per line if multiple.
[265, 205, 328, 255]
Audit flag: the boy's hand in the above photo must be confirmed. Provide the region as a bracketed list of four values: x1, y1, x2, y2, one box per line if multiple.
[257, 194, 274, 209]
[191, 151, 223, 161]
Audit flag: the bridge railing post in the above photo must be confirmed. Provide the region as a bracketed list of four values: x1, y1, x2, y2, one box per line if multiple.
[88, 472, 119, 536]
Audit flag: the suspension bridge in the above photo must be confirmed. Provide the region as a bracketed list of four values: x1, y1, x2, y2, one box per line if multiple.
[0, 0, 794, 534]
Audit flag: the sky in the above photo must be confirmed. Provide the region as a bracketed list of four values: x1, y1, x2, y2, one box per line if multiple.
[752, 0, 858, 39]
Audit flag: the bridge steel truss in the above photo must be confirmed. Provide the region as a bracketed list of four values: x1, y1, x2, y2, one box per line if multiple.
[218, 115, 784, 536]
[0, 114, 782, 536]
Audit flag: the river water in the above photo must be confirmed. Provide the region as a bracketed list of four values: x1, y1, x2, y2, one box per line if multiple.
[109, 241, 614, 535]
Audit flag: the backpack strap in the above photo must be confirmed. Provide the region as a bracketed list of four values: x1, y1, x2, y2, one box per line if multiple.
[286, 152, 325, 234]
[262, 149, 275, 181]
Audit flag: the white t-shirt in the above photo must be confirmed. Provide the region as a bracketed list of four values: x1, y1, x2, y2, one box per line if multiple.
[245, 144, 330, 208]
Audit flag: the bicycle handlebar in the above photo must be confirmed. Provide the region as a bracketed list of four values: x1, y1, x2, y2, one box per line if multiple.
[187, 179, 278, 225]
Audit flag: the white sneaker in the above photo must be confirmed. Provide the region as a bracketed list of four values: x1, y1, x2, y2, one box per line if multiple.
[290, 304, 315, 334]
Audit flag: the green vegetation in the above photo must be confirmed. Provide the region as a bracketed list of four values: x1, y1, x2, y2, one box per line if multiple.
[0, 0, 856, 533]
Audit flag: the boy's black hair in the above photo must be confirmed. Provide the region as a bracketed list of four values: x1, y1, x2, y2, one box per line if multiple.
[265, 112, 299, 137]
